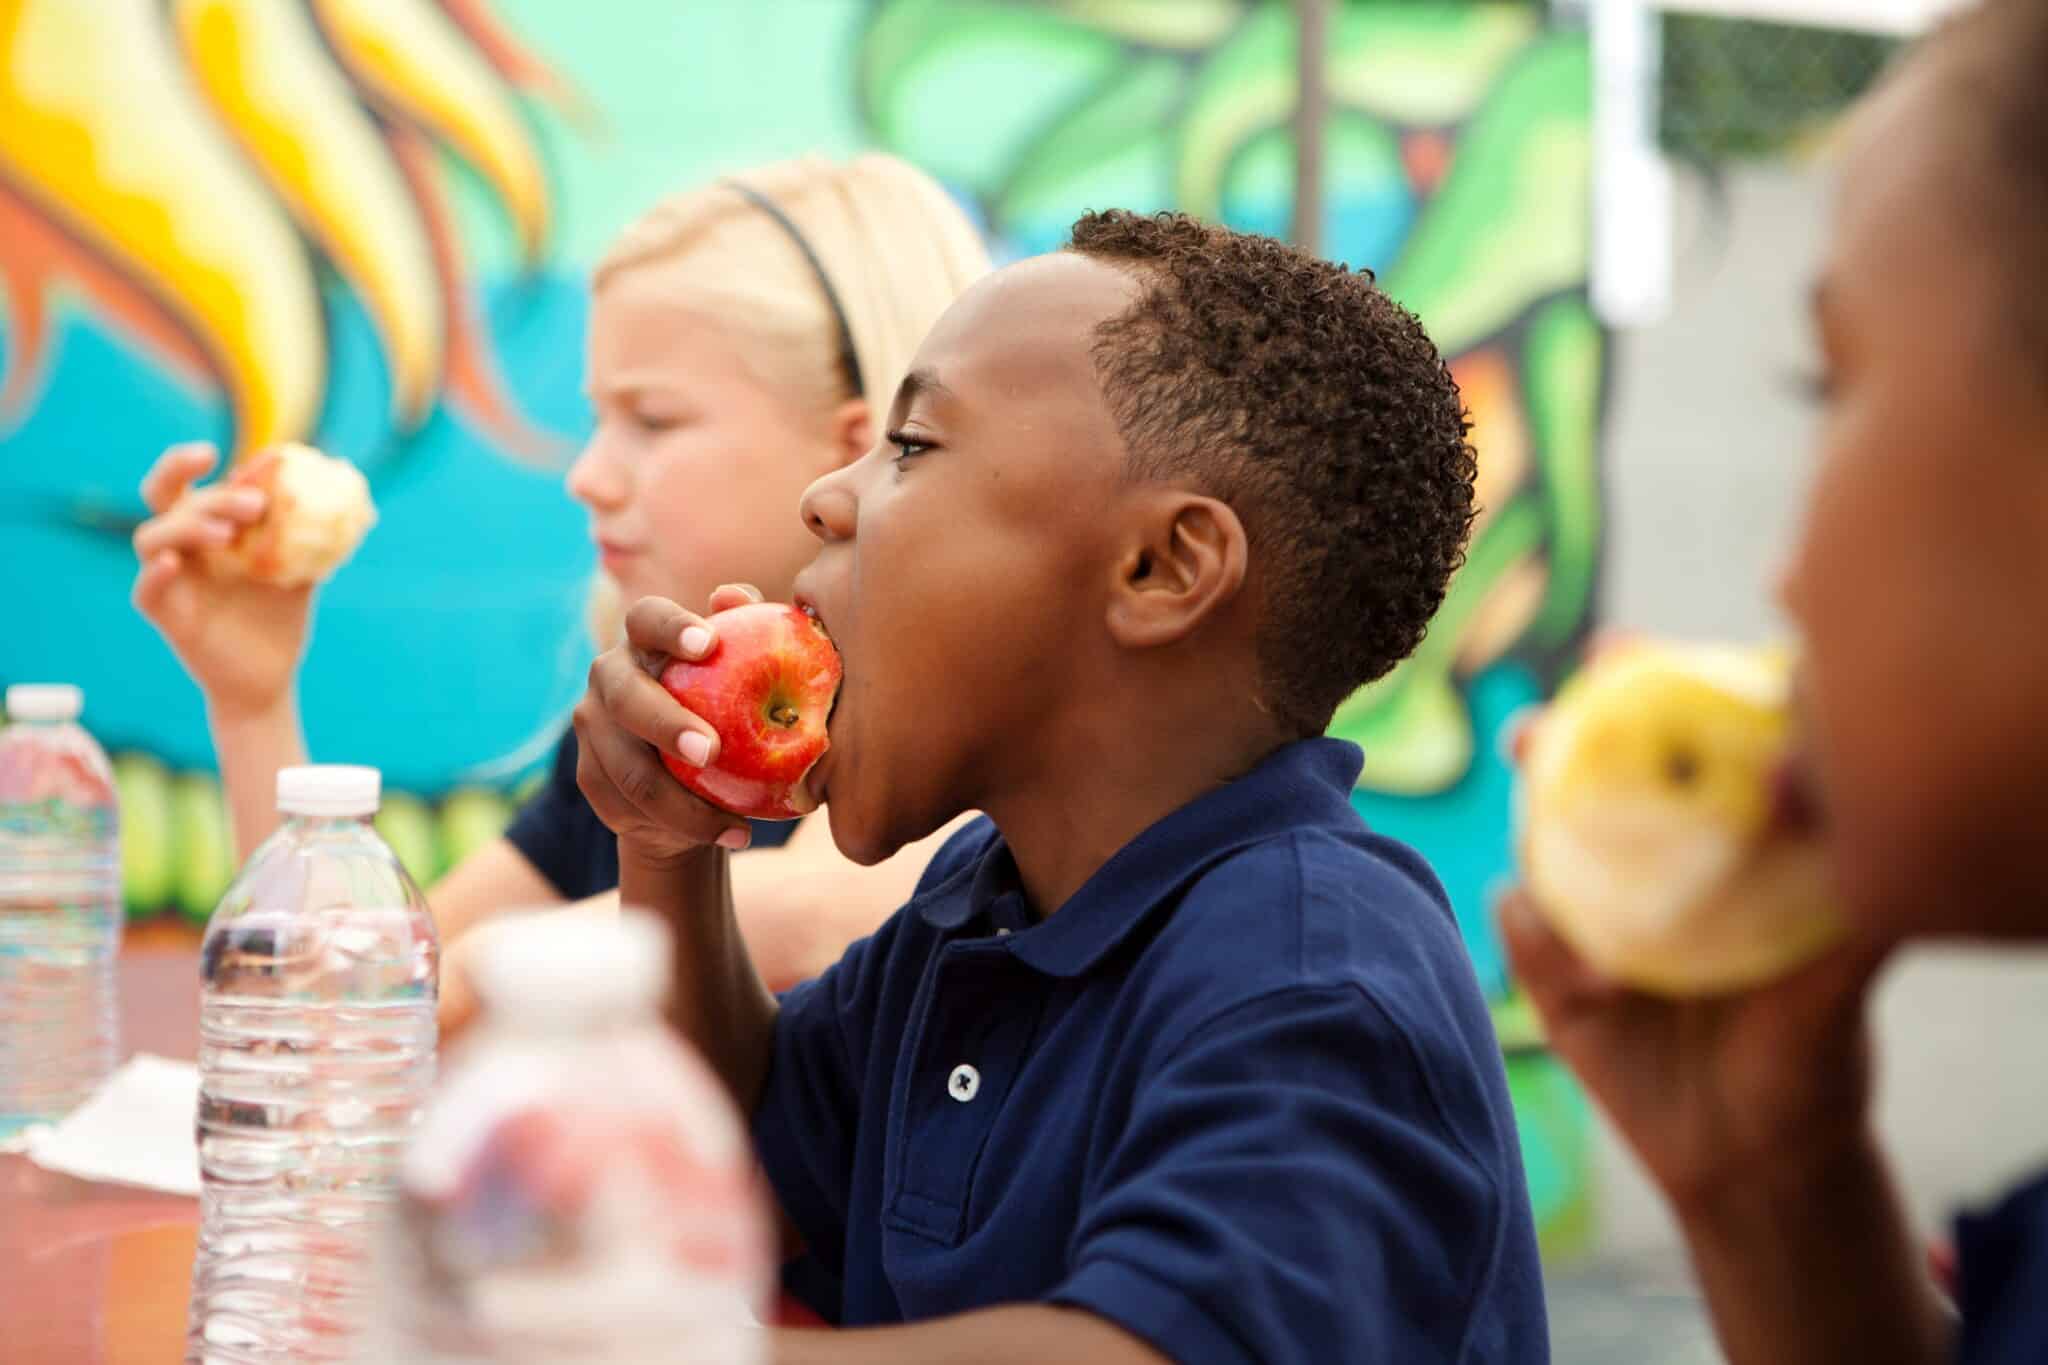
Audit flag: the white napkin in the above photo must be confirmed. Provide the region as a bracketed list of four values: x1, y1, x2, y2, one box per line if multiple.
[20, 1054, 200, 1196]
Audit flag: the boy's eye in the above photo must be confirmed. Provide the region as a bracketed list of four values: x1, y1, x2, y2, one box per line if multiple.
[888, 432, 932, 462]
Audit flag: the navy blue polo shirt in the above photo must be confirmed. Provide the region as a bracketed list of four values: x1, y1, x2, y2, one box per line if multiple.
[1958, 1165, 2048, 1363]
[753, 738, 1547, 1362]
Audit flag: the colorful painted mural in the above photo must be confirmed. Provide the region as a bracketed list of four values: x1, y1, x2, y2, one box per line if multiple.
[854, 0, 1604, 999]
[2, 0, 1598, 1248]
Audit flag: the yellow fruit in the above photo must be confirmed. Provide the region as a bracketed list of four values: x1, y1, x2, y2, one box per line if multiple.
[1517, 640, 1842, 996]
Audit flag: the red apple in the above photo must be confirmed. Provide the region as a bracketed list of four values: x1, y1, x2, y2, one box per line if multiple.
[658, 602, 841, 821]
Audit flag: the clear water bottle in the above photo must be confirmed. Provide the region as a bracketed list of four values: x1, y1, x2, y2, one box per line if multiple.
[361, 909, 771, 1365]
[0, 683, 122, 1136]
[187, 765, 439, 1364]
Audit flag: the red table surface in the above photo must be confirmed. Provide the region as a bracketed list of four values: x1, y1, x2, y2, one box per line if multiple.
[0, 936, 823, 1364]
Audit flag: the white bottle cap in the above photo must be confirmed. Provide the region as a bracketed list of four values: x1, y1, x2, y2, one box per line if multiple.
[6, 684, 83, 722]
[467, 907, 672, 1022]
[276, 764, 381, 817]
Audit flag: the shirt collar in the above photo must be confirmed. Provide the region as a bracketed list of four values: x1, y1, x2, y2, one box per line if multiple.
[915, 738, 1366, 977]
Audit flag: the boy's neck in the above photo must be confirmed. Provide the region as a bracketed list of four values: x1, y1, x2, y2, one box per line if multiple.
[981, 699, 1295, 918]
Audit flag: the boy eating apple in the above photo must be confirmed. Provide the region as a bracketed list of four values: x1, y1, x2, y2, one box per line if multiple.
[573, 211, 1546, 1363]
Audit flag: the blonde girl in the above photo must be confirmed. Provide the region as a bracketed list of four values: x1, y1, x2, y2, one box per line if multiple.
[131, 154, 990, 1020]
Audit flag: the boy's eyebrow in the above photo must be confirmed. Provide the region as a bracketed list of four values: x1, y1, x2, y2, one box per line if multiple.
[894, 367, 956, 415]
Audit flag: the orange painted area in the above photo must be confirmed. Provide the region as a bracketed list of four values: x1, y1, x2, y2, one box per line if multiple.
[177, 0, 444, 426]
[1, 104, 291, 454]
[317, 0, 549, 264]
[387, 125, 560, 461]
[1450, 346, 1530, 540]
[440, 0, 593, 126]
[1401, 129, 1454, 196]
[0, 179, 213, 418]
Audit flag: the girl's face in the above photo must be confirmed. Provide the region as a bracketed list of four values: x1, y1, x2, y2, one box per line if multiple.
[568, 267, 866, 616]
[1779, 53, 2048, 942]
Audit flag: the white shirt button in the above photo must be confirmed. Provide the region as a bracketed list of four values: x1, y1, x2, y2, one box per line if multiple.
[996, 927, 1012, 938]
[947, 1064, 981, 1103]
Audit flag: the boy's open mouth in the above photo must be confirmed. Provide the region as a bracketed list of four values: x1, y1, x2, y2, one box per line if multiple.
[1770, 748, 1826, 840]
[795, 594, 841, 805]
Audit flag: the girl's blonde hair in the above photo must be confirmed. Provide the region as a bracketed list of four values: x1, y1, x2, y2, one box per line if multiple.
[585, 154, 990, 645]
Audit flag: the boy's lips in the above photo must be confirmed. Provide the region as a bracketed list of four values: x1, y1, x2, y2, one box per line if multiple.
[792, 590, 842, 805]
[1770, 746, 1827, 838]
[804, 743, 833, 808]
[1773, 665, 1827, 837]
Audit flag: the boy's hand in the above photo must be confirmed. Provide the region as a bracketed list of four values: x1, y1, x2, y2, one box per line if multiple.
[131, 442, 311, 717]
[1499, 886, 1889, 1212]
[573, 589, 761, 866]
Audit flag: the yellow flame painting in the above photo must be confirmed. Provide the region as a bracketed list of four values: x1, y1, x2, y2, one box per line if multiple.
[0, 0, 575, 461]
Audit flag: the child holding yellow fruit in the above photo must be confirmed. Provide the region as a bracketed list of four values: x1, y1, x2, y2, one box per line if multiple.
[1503, 3, 2048, 1360]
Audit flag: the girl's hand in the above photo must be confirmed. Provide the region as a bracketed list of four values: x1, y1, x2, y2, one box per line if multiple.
[131, 442, 312, 717]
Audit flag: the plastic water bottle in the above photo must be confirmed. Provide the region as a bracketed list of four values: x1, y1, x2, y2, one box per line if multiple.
[0, 683, 122, 1136]
[360, 909, 771, 1365]
[186, 765, 439, 1363]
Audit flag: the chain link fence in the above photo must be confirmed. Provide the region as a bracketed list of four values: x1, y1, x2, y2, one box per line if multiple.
[1658, 12, 1901, 161]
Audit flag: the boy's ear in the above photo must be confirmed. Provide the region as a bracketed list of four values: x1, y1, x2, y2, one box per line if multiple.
[831, 399, 873, 469]
[1106, 491, 1249, 649]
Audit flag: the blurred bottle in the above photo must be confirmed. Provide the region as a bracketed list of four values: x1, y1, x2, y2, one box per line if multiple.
[0, 684, 122, 1136]
[363, 909, 771, 1365]
[186, 765, 439, 1363]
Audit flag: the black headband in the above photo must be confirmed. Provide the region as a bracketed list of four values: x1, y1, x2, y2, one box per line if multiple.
[721, 178, 865, 399]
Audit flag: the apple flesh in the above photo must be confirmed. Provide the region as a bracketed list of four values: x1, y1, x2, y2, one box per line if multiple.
[658, 602, 840, 821]
[196, 442, 376, 588]
[1517, 639, 1842, 996]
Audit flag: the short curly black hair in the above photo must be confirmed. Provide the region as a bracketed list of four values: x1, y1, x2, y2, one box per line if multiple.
[1067, 209, 1477, 737]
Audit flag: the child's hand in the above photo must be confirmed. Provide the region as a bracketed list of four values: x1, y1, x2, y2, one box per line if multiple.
[572, 589, 760, 865]
[131, 442, 311, 717]
[1500, 626, 1895, 1207]
[1498, 887, 1889, 1212]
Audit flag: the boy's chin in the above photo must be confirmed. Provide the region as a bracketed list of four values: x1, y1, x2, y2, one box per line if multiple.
[824, 791, 961, 869]
[824, 799, 899, 868]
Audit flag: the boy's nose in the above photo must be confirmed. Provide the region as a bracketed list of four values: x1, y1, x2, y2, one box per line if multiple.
[801, 464, 857, 543]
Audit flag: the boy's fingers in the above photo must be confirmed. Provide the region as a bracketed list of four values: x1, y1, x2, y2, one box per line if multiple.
[623, 595, 717, 665]
[708, 583, 764, 613]
[571, 695, 742, 846]
[1498, 888, 1622, 1022]
[140, 442, 219, 514]
[587, 648, 721, 766]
